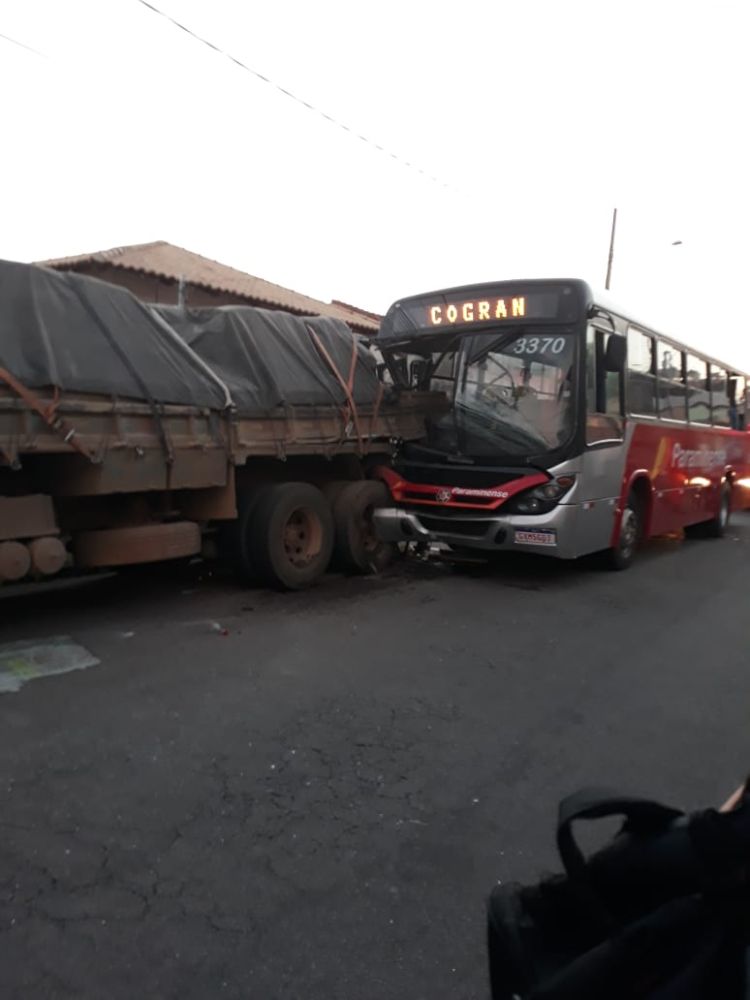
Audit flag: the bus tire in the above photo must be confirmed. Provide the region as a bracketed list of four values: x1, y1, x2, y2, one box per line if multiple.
[607, 492, 640, 571]
[250, 482, 334, 591]
[332, 480, 395, 574]
[690, 483, 732, 539]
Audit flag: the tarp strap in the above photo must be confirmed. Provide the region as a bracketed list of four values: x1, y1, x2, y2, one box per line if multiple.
[305, 324, 364, 453]
[67, 282, 175, 469]
[0, 367, 97, 462]
[347, 335, 358, 394]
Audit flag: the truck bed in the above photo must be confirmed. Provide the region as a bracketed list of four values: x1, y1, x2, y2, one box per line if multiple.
[0, 387, 443, 496]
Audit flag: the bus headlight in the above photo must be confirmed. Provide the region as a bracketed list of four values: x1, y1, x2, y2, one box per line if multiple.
[506, 475, 576, 515]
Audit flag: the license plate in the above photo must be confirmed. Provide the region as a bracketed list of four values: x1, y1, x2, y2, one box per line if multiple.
[514, 529, 556, 547]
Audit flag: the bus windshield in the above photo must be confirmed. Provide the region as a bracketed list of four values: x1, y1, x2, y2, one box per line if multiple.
[427, 330, 576, 460]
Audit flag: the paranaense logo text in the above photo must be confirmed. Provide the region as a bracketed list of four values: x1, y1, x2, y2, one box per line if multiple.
[671, 444, 726, 470]
[449, 487, 510, 499]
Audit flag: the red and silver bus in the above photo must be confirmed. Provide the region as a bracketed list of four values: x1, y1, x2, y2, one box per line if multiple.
[373, 279, 750, 568]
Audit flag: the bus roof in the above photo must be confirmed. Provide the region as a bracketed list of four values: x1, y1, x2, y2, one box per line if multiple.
[379, 278, 748, 378]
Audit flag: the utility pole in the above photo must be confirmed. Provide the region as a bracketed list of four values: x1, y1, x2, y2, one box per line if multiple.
[605, 208, 617, 290]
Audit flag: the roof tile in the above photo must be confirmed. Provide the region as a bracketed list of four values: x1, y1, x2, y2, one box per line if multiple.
[37, 241, 380, 333]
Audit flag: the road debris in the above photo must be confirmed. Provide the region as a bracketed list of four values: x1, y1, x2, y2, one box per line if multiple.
[0, 636, 100, 694]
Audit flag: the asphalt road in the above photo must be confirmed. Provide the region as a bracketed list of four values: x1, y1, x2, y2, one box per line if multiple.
[1, 517, 750, 1000]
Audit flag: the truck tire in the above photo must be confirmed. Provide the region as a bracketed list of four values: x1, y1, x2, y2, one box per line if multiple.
[320, 480, 358, 570]
[606, 492, 640, 571]
[321, 480, 351, 506]
[74, 522, 201, 568]
[332, 480, 395, 574]
[249, 482, 334, 591]
[218, 489, 264, 582]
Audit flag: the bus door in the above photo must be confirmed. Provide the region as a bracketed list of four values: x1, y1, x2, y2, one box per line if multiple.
[579, 325, 626, 554]
[685, 355, 714, 522]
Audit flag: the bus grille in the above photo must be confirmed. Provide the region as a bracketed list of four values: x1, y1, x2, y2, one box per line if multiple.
[416, 514, 491, 538]
[402, 489, 497, 506]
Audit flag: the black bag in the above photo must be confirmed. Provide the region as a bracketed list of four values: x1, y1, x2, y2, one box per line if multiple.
[487, 788, 750, 999]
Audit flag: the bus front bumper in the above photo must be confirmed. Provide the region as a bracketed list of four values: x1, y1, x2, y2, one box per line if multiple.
[373, 504, 580, 559]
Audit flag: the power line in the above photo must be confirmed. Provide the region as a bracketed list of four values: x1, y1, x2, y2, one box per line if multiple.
[134, 0, 450, 188]
[0, 31, 47, 58]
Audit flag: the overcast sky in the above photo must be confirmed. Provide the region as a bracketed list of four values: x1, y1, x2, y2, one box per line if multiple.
[2, 0, 749, 365]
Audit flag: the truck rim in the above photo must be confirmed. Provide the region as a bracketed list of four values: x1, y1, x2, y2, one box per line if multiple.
[283, 508, 322, 568]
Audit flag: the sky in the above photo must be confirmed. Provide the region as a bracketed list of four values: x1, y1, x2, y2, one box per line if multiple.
[2, 0, 749, 366]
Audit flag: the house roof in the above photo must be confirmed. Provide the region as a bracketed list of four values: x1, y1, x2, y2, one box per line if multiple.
[37, 241, 381, 333]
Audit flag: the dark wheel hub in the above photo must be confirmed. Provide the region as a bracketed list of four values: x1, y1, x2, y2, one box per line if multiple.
[282, 509, 322, 568]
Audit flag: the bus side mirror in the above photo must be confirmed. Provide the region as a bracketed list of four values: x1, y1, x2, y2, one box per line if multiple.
[409, 358, 430, 388]
[604, 334, 626, 372]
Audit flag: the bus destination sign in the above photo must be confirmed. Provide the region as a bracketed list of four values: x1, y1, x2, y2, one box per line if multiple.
[379, 283, 583, 344]
[427, 296, 527, 327]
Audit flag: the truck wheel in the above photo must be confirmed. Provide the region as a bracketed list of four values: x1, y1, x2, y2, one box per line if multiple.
[216, 484, 267, 582]
[332, 480, 395, 574]
[687, 483, 731, 539]
[321, 480, 351, 506]
[607, 492, 640, 571]
[322, 480, 358, 570]
[250, 482, 334, 591]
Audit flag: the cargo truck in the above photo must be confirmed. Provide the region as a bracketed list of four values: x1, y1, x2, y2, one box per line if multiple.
[0, 261, 443, 591]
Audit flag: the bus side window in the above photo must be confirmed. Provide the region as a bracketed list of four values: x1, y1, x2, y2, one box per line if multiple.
[686, 355, 711, 423]
[657, 343, 687, 421]
[586, 326, 623, 443]
[627, 327, 657, 416]
[710, 366, 731, 427]
[730, 375, 747, 430]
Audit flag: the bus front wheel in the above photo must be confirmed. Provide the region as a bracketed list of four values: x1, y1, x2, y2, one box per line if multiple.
[607, 493, 640, 571]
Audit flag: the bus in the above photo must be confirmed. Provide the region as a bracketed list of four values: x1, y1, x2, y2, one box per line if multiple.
[372, 279, 750, 569]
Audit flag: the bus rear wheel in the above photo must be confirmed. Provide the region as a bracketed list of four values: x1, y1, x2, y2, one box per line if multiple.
[686, 483, 731, 539]
[706, 484, 732, 538]
[607, 493, 640, 571]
